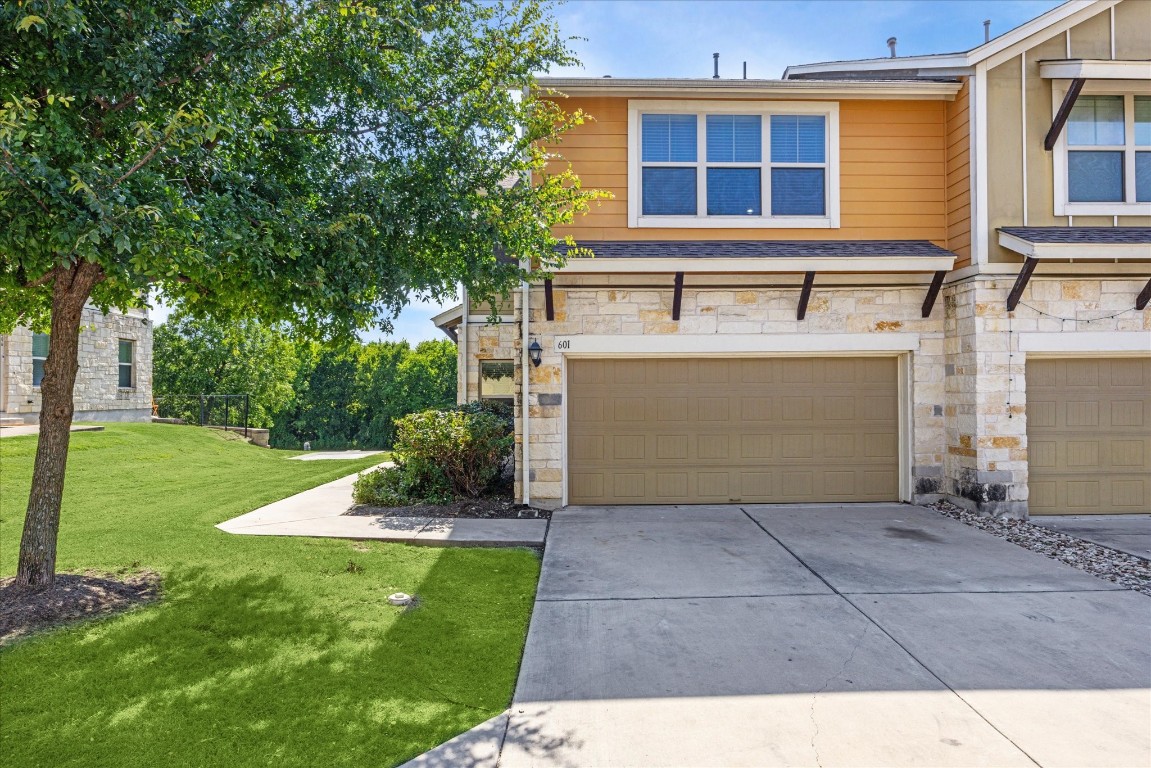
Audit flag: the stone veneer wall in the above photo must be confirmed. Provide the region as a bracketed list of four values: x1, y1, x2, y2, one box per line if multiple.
[517, 278, 949, 507]
[2, 306, 153, 422]
[942, 275, 1150, 516]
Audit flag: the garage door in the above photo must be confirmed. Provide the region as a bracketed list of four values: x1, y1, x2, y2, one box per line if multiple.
[1027, 358, 1151, 515]
[567, 358, 899, 505]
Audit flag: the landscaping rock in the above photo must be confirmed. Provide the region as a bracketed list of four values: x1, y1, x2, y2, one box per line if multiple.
[928, 500, 1151, 596]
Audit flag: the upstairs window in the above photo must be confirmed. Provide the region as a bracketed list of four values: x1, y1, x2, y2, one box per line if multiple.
[1058, 93, 1151, 213]
[630, 102, 838, 228]
[31, 333, 48, 386]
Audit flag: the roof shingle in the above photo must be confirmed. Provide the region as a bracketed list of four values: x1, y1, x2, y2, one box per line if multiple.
[999, 227, 1151, 245]
[558, 240, 955, 259]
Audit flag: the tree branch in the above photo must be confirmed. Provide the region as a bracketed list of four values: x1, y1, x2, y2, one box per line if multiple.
[0, 149, 52, 214]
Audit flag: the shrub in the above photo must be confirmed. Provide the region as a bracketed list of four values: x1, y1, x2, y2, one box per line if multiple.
[353, 405, 513, 506]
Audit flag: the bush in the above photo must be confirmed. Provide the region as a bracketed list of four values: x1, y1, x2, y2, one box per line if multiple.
[353, 405, 513, 506]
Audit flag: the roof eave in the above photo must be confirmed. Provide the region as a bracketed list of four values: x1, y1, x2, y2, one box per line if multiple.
[535, 78, 962, 100]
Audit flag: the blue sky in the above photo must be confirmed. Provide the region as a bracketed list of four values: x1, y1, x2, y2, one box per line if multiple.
[152, 0, 1064, 342]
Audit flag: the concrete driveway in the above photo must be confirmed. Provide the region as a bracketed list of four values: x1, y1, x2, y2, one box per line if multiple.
[502, 504, 1151, 768]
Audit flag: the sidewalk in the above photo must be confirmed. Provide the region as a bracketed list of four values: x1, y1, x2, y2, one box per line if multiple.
[217, 463, 546, 547]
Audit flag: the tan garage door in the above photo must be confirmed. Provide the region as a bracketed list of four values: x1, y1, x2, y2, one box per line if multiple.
[567, 357, 899, 505]
[1027, 358, 1151, 515]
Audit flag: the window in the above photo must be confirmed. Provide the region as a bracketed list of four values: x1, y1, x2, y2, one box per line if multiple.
[1057, 92, 1151, 214]
[630, 101, 839, 228]
[118, 340, 134, 388]
[31, 333, 48, 387]
[479, 360, 513, 401]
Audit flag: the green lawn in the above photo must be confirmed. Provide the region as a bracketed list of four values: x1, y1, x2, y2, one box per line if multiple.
[0, 424, 540, 768]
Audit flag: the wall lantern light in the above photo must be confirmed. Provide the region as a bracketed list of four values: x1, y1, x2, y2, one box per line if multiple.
[528, 339, 543, 367]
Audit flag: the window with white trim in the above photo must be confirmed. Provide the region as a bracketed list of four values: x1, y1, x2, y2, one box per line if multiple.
[1056, 93, 1151, 214]
[32, 333, 48, 387]
[479, 360, 513, 401]
[118, 339, 134, 388]
[629, 101, 839, 228]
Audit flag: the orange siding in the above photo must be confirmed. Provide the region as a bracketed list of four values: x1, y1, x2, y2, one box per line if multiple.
[541, 96, 949, 244]
[944, 79, 971, 268]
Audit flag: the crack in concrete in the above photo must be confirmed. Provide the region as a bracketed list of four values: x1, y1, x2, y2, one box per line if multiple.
[809, 622, 869, 767]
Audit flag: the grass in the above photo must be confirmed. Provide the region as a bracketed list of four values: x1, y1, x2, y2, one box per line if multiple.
[0, 424, 541, 768]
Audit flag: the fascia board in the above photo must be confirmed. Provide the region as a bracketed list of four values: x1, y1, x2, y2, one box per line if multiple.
[555, 256, 956, 274]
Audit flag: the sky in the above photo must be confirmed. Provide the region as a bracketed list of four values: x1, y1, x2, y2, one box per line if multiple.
[151, 0, 1065, 342]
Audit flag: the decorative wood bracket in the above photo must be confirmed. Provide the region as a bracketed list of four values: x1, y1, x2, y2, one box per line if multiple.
[672, 271, 685, 321]
[921, 270, 947, 318]
[1136, 278, 1151, 311]
[797, 271, 816, 320]
[544, 279, 554, 321]
[1044, 78, 1086, 151]
[1006, 257, 1040, 311]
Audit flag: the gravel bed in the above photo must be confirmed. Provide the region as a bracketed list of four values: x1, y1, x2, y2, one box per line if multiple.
[928, 500, 1151, 596]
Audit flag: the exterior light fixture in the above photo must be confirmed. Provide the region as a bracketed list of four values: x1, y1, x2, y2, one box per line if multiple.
[528, 339, 543, 367]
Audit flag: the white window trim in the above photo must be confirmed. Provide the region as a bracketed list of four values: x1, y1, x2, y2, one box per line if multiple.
[118, 339, 135, 389]
[1051, 83, 1151, 216]
[627, 100, 840, 229]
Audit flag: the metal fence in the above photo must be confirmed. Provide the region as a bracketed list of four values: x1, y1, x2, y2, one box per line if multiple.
[153, 394, 251, 438]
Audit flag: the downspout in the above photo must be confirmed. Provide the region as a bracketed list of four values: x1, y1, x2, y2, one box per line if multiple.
[459, 285, 468, 404]
[521, 275, 531, 506]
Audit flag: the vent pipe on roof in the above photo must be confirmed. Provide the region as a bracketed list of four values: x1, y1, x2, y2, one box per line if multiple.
[886, 37, 897, 58]
[984, 19, 991, 43]
[713, 52, 720, 79]
[742, 61, 747, 79]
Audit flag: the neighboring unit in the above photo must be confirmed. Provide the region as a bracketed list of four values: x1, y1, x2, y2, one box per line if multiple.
[438, 0, 1151, 517]
[0, 306, 154, 425]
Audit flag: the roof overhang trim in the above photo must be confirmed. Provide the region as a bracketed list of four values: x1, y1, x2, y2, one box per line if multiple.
[999, 232, 1151, 260]
[1039, 59, 1151, 80]
[555, 256, 955, 275]
[535, 78, 961, 100]
[431, 303, 463, 342]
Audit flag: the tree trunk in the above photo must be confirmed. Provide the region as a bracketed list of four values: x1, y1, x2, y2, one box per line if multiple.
[15, 262, 104, 589]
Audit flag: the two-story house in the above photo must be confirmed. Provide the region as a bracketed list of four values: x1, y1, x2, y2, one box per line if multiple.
[437, 0, 1150, 517]
[0, 307, 154, 426]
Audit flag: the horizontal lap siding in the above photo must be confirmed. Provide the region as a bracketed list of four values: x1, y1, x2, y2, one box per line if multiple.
[945, 79, 972, 268]
[540, 96, 949, 244]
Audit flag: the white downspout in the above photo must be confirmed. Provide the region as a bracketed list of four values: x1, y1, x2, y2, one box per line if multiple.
[459, 285, 468, 404]
[521, 276, 531, 506]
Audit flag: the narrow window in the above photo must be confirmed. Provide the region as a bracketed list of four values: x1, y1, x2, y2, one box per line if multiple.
[706, 114, 761, 215]
[1135, 96, 1151, 203]
[479, 360, 514, 401]
[31, 333, 49, 387]
[770, 115, 827, 216]
[118, 339, 134, 388]
[640, 114, 697, 216]
[1067, 95, 1125, 203]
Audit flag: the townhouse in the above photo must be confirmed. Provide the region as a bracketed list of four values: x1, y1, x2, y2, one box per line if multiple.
[437, 0, 1150, 517]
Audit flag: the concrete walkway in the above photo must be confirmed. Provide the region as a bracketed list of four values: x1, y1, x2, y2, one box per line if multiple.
[0, 424, 104, 439]
[407, 503, 1150, 768]
[288, 450, 385, 461]
[216, 464, 546, 547]
[1031, 514, 1151, 560]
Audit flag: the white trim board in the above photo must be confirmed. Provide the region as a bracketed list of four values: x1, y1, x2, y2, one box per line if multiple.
[556, 256, 955, 275]
[998, 232, 1151, 260]
[1039, 59, 1151, 79]
[552, 333, 921, 355]
[1018, 332, 1151, 353]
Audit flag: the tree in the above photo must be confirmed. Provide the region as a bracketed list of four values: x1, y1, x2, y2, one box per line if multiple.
[0, 0, 600, 586]
[153, 309, 298, 428]
[357, 339, 457, 447]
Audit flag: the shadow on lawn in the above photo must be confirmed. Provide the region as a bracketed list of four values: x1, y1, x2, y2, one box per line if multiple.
[2, 548, 540, 768]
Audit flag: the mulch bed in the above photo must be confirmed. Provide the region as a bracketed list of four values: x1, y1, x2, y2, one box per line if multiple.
[347, 496, 550, 520]
[928, 500, 1151, 596]
[0, 571, 161, 646]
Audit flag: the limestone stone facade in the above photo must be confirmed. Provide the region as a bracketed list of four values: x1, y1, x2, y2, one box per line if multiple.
[450, 273, 1149, 516]
[942, 275, 1150, 516]
[1, 306, 153, 423]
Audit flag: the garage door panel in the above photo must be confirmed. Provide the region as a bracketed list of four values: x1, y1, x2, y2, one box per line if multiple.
[1027, 358, 1151, 515]
[568, 358, 899, 505]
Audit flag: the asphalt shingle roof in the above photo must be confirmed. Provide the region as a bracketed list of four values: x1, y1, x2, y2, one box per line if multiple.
[559, 240, 955, 258]
[999, 227, 1151, 244]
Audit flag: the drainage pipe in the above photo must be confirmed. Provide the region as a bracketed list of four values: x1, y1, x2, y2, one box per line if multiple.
[521, 275, 531, 505]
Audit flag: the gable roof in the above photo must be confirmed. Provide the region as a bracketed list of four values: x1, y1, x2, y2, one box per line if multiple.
[783, 0, 1119, 79]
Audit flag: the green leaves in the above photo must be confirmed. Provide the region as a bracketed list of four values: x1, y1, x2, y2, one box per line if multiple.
[0, 0, 602, 340]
